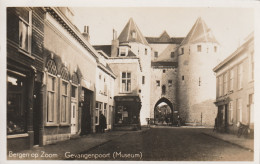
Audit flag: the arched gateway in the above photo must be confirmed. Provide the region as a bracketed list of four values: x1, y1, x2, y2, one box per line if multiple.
[154, 97, 174, 125]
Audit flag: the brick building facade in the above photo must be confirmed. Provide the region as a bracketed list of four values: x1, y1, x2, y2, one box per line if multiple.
[7, 7, 45, 151]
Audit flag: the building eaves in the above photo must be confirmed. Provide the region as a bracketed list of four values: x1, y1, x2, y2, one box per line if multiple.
[46, 7, 99, 60]
[213, 36, 254, 72]
[93, 45, 112, 57]
[151, 61, 178, 67]
[97, 63, 116, 79]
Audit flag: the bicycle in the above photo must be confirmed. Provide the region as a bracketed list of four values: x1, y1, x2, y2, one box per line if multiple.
[237, 122, 250, 138]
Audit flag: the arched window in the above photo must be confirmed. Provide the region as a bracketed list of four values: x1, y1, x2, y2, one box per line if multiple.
[47, 60, 57, 75]
[72, 73, 79, 85]
[162, 85, 166, 95]
[71, 73, 78, 99]
[60, 67, 70, 123]
[46, 59, 57, 123]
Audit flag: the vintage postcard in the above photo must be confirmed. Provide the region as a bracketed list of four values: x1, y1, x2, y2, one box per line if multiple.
[0, 0, 259, 163]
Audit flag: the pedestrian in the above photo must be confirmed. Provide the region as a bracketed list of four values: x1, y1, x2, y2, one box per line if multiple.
[213, 117, 218, 132]
[177, 115, 182, 127]
[99, 113, 107, 133]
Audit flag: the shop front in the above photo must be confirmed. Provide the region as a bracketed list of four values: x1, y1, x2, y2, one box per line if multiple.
[214, 97, 230, 133]
[114, 96, 141, 130]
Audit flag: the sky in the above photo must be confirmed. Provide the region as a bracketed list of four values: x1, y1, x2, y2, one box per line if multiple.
[72, 7, 254, 60]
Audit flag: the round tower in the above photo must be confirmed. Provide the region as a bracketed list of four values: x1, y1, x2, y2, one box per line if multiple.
[177, 17, 220, 126]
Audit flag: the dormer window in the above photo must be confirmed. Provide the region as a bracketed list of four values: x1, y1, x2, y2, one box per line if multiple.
[132, 31, 136, 39]
[197, 45, 202, 52]
[214, 46, 217, 52]
[171, 52, 174, 58]
[154, 51, 158, 58]
[119, 48, 126, 57]
[181, 48, 184, 54]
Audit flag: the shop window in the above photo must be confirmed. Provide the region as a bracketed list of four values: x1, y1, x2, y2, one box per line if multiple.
[121, 72, 131, 92]
[19, 10, 32, 52]
[7, 74, 26, 134]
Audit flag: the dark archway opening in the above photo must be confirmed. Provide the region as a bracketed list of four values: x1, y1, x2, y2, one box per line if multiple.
[154, 97, 173, 126]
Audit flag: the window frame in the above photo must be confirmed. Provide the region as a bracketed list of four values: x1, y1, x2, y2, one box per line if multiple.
[60, 79, 70, 124]
[154, 51, 158, 58]
[237, 63, 243, 90]
[168, 80, 172, 87]
[197, 45, 202, 52]
[46, 73, 57, 124]
[121, 72, 131, 93]
[18, 10, 32, 53]
[228, 101, 233, 124]
[171, 52, 175, 58]
[156, 80, 160, 87]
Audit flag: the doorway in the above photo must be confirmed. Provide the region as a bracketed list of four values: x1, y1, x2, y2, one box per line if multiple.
[81, 88, 93, 135]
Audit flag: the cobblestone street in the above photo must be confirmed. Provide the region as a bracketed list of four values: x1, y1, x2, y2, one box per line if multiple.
[78, 127, 253, 161]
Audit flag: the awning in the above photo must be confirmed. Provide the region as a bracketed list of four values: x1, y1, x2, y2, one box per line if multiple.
[114, 96, 141, 102]
[214, 97, 231, 106]
[81, 78, 94, 91]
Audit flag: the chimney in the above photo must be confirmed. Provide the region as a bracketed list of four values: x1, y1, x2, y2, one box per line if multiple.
[82, 25, 90, 42]
[111, 29, 119, 57]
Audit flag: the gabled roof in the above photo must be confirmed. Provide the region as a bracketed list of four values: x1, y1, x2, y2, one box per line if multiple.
[118, 18, 149, 45]
[146, 31, 184, 44]
[93, 45, 112, 57]
[181, 17, 219, 45]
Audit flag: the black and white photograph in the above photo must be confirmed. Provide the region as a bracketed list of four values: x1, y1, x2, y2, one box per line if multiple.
[0, 0, 259, 163]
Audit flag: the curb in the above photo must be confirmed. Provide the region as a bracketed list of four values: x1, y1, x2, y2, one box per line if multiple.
[202, 132, 254, 152]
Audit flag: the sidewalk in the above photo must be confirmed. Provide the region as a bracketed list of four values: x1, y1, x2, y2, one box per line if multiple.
[202, 128, 254, 152]
[7, 128, 149, 160]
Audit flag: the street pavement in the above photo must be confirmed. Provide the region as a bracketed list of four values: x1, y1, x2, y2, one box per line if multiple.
[77, 127, 254, 161]
[7, 126, 254, 161]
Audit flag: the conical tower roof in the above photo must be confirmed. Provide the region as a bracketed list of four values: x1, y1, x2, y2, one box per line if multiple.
[181, 17, 219, 45]
[118, 18, 149, 45]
